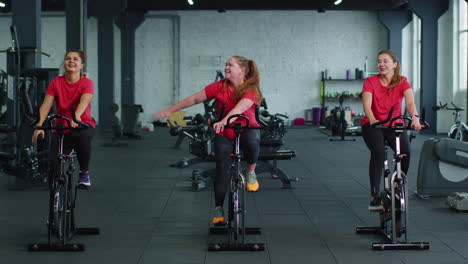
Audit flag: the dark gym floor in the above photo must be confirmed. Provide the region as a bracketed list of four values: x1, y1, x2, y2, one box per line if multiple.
[0, 126, 467, 264]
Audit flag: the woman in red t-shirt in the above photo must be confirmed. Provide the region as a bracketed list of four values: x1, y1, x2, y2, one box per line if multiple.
[361, 50, 422, 211]
[32, 50, 95, 189]
[155, 56, 263, 225]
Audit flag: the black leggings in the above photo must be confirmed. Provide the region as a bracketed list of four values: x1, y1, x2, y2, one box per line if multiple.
[213, 129, 260, 207]
[50, 127, 95, 173]
[361, 124, 410, 197]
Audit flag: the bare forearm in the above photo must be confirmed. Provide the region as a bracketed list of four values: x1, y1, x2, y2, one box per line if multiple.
[224, 98, 254, 123]
[362, 92, 377, 123]
[169, 97, 197, 112]
[404, 89, 419, 117]
[405, 101, 418, 117]
[168, 90, 206, 112]
[75, 93, 93, 118]
[364, 107, 377, 123]
[37, 95, 54, 125]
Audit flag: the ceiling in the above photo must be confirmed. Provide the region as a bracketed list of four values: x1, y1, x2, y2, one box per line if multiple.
[36, 0, 408, 12]
[0, 0, 409, 13]
[126, 0, 408, 12]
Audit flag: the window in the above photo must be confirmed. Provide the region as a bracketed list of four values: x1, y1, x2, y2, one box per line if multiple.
[457, 0, 467, 108]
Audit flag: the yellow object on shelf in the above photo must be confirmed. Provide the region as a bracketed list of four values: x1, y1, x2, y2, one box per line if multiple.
[167, 111, 187, 127]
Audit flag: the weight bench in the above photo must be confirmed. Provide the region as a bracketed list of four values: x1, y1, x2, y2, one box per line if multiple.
[197, 148, 297, 190]
[250, 138, 297, 189]
[254, 149, 297, 189]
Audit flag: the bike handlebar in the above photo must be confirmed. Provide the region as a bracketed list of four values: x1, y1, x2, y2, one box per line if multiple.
[33, 108, 91, 131]
[371, 107, 430, 130]
[33, 115, 90, 131]
[433, 101, 464, 112]
[224, 114, 263, 130]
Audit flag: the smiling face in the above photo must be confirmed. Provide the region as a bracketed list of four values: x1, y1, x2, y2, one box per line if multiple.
[224, 57, 246, 82]
[377, 53, 397, 76]
[63, 51, 84, 73]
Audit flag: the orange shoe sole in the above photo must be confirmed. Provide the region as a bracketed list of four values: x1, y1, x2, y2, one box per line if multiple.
[212, 216, 226, 225]
[246, 181, 259, 192]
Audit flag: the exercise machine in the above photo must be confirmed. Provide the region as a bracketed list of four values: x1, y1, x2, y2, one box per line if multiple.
[329, 95, 355, 141]
[28, 113, 99, 252]
[208, 115, 264, 251]
[356, 109, 430, 250]
[416, 138, 468, 198]
[0, 25, 55, 188]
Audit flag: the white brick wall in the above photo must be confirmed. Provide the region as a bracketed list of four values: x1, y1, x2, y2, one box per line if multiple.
[139, 10, 388, 122]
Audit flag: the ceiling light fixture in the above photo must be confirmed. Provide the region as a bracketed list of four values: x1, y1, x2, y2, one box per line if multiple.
[334, 0, 342, 5]
[187, 0, 194, 6]
[0, 2, 5, 8]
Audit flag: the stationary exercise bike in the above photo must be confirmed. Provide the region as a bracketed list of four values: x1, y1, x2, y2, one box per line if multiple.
[329, 95, 355, 141]
[434, 101, 467, 141]
[28, 112, 99, 252]
[356, 108, 430, 250]
[208, 114, 265, 251]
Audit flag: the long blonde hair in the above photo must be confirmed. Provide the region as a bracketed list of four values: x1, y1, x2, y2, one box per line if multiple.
[224, 56, 263, 104]
[378, 50, 402, 92]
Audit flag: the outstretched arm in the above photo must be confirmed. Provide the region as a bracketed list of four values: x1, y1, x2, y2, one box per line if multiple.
[154, 90, 207, 119]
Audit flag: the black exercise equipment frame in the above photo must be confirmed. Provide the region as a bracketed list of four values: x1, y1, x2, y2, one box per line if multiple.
[356, 108, 430, 250]
[28, 112, 99, 252]
[208, 114, 265, 251]
[329, 95, 355, 141]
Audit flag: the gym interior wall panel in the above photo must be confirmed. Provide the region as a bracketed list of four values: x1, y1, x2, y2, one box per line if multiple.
[135, 17, 174, 123]
[141, 10, 387, 120]
[437, 9, 453, 133]
[402, 21, 414, 86]
[114, 22, 121, 119]
[0, 16, 12, 74]
[314, 11, 387, 118]
[86, 16, 99, 122]
[41, 15, 66, 70]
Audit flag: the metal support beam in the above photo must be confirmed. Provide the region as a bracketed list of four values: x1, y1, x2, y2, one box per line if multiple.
[408, 0, 449, 133]
[88, 0, 125, 131]
[377, 10, 412, 59]
[66, 0, 87, 51]
[115, 10, 145, 106]
[96, 14, 115, 131]
[11, 0, 41, 69]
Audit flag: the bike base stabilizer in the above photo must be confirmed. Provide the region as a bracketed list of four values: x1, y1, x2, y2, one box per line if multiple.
[209, 227, 261, 235]
[372, 242, 430, 250]
[356, 226, 429, 250]
[208, 243, 265, 251]
[27, 243, 84, 252]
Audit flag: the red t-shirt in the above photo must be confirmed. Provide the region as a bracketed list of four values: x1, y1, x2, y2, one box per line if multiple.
[361, 75, 411, 126]
[46, 74, 95, 128]
[204, 79, 259, 139]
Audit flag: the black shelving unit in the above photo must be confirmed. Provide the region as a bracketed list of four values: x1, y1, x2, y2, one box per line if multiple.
[320, 79, 364, 108]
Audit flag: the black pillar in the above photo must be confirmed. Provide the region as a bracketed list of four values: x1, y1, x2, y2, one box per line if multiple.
[96, 13, 115, 131]
[116, 11, 145, 106]
[11, 0, 41, 69]
[89, 0, 125, 131]
[66, 0, 87, 51]
[408, 0, 449, 133]
[377, 10, 412, 59]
